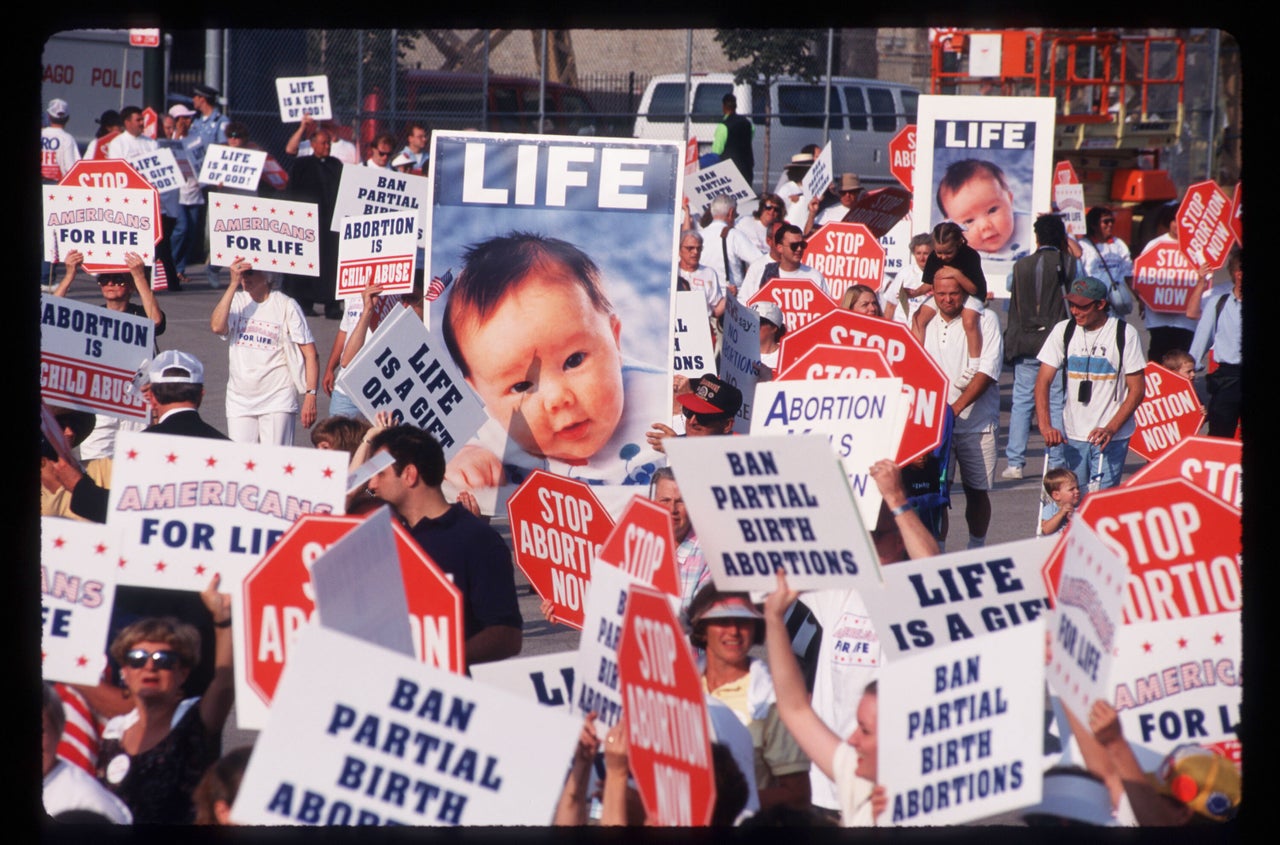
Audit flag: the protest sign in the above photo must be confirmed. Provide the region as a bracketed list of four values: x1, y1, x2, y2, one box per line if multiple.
[231, 626, 580, 825]
[276, 74, 332, 122]
[237, 510, 465, 730]
[595, 495, 680, 600]
[44, 179, 160, 273]
[573, 560, 645, 736]
[507, 470, 614, 630]
[1132, 234, 1206, 315]
[879, 212, 913, 282]
[841, 186, 913, 240]
[671, 290, 715, 376]
[750, 377, 908, 531]
[617, 583, 715, 826]
[40, 294, 153, 423]
[664, 434, 879, 592]
[866, 538, 1052, 661]
[1045, 522, 1128, 724]
[336, 306, 486, 461]
[335, 211, 418, 300]
[803, 221, 886, 301]
[206, 192, 321, 275]
[912, 95, 1055, 291]
[198, 144, 268, 191]
[126, 146, 181, 194]
[684, 158, 753, 218]
[1229, 182, 1242, 246]
[890, 124, 916, 192]
[470, 652, 577, 713]
[1041, 478, 1242, 625]
[427, 132, 679, 509]
[104, 431, 347, 593]
[879, 622, 1044, 826]
[1107, 611, 1241, 765]
[1126, 435, 1240, 509]
[778, 309, 949, 466]
[718, 293, 760, 434]
[40, 518, 121, 686]
[685, 137, 699, 175]
[747, 278, 838, 334]
[331, 166, 428, 250]
[1130, 363, 1203, 461]
[1176, 180, 1236, 271]
[1052, 161, 1084, 237]
[801, 142, 834, 203]
[777, 343, 892, 383]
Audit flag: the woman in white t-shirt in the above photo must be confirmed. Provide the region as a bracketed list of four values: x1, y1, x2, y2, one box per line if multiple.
[210, 257, 319, 445]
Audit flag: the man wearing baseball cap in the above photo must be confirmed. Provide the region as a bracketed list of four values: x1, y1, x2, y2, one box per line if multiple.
[1034, 276, 1145, 495]
[42, 98, 80, 183]
[142, 350, 229, 439]
[647, 373, 744, 453]
[165, 103, 203, 286]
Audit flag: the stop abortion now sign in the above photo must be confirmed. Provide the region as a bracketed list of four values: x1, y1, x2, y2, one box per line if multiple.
[507, 470, 614, 630]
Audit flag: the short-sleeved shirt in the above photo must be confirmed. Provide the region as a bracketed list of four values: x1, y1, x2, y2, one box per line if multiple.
[681, 263, 725, 315]
[218, 290, 315, 417]
[1037, 316, 1146, 441]
[407, 503, 523, 642]
[924, 307, 1003, 434]
[922, 242, 988, 302]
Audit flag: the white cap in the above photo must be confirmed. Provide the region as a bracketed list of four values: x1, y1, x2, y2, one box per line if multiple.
[168, 103, 197, 118]
[148, 350, 204, 384]
[47, 98, 69, 120]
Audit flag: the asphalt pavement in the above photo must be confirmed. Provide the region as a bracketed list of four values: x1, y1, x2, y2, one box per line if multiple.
[51, 263, 1152, 748]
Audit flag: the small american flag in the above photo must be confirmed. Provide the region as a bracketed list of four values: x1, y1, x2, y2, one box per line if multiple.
[426, 268, 453, 302]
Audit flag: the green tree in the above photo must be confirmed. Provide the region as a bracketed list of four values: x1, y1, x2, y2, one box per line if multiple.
[715, 29, 824, 190]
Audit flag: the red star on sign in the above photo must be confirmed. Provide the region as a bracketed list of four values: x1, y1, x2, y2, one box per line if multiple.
[127, 449, 138, 460]
[251, 204, 260, 212]
[206, 457, 218, 467]
[154, 561, 167, 572]
[195, 564, 207, 576]
[53, 537, 65, 548]
[322, 467, 334, 478]
[76, 656, 88, 666]
[94, 543, 107, 554]
[232, 202, 242, 210]
[166, 452, 179, 463]
[1142, 642, 1153, 653]
[1213, 633, 1224, 645]
[122, 197, 130, 204]
[117, 557, 128, 568]
[245, 460, 256, 471]
[306, 211, 314, 218]
[288, 209, 295, 216]
[283, 464, 295, 475]
[1177, 637, 1188, 649]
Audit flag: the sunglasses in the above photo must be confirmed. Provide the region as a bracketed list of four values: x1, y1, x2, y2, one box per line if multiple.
[123, 648, 183, 670]
[762, 205, 783, 213]
[373, 149, 392, 157]
[785, 241, 806, 252]
[98, 277, 128, 286]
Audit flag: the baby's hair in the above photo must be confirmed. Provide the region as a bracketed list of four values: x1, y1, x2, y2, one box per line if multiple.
[909, 232, 934, 251]
[1161, 349, 1195, 372]
[1043, 467, 1078, 497]
[443, 232, 612, 378]
[936, 159, 1010, 217]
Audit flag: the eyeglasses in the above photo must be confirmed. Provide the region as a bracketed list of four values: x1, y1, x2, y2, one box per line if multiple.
[97, 277, 128, 286]
[1100, 218, 1115, 225]
[1067, 300, 1101, 311]
[784, 241, 806, 252]
[762, 205, 783, 213]
[373, 148, 392, 157]
[123, 648, 182, 670]
[681, 244, 703, 251]
[841, 189, 860, 195]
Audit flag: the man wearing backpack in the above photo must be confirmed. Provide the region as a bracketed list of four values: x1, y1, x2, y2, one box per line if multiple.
[1034, 277, 1146, 495]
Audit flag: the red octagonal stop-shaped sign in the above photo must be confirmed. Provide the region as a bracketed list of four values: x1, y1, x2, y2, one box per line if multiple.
[747, 278, 838, 334]
[617, 583, 715, 826]
[596, 496, 680, 599]
[1126, 435, 1241, 509]
[241, 511, 464, 711]
[1229, 182, 1242, 246]
[56, 158, 162, 273]
[507, 469, 614, 631]
[889, 124, 916, 192]
[1175, 180, 1236, 271]
[1128, 363, 1203, 461]
[1041, 478, 1241, 626]
[1132, 236, 1203, 315]
[777, 343, 893, 383]
[803, 221, 887, 303]
[778, 310, 949, 465]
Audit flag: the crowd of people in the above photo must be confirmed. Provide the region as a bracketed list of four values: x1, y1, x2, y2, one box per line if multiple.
[40, 91, 1241, 828]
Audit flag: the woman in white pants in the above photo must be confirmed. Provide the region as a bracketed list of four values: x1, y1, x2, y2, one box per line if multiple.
[210, 257, 318, 445]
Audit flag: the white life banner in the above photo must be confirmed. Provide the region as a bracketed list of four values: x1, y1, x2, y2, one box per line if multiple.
[40, 294, 153, 423]
[879, 622, 1045, 826]
[127, 146, 182, 194]
[335, 211, 419, 299]
[198, 144, 268, 191]
[207, 192, 322, 276]
[670, 290, 715, 376]
[43, 186, 159, 267]
[331, 166, 429, 250]
[231, 626, 581, 825]
[684, 158, 753, 218]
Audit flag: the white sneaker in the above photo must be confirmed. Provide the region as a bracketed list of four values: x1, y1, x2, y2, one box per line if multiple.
[1000, 465, 1024, 480]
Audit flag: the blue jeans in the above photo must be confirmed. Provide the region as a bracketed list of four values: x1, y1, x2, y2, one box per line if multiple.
[1063, 436, 1129, 497]
[1007, 356, 1064, 469]
[327, 387, 364, 421]
[171, 204, 202, 275]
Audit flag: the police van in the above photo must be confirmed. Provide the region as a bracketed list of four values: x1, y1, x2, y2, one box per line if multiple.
[633, 72, 918, 191]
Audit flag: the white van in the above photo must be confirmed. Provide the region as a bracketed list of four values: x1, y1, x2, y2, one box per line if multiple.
[633, 72, 919, 192]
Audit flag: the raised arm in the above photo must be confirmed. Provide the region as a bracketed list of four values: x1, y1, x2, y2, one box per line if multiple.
[210, 257, 248, 335]
[198, 574, 236, 737]
[284, 114, 315, 156]
[338, 283, 386, 368]
[124, 251, 164, 329]
[51, 250, 84, 298]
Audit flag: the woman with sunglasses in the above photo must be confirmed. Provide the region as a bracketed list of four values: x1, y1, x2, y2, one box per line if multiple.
[96, 575, 234, 824]
[739, 193, 786, 255]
